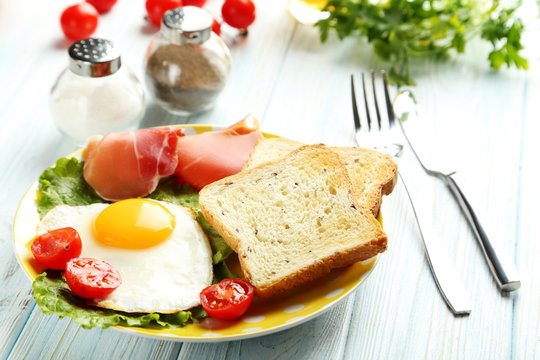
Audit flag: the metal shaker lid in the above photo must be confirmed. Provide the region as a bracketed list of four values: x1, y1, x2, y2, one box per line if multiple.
[68, 38, 121, 77]
[161, 6, 213, 45]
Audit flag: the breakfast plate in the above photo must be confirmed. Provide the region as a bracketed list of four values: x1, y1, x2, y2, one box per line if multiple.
[13, 124, 380, 342]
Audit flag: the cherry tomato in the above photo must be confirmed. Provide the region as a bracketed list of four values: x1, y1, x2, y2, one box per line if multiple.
[86, 0, 118, 14]
[182, 0, 207, 6]
[31, 227, 82, 270]
[60, 3, 99, 42]
[65, 258, 122, 299]
[200, 279, 254, 320]
[221, 0, 256, 30]
[145, 0, 183, 28]
[212, 18, 221, 35]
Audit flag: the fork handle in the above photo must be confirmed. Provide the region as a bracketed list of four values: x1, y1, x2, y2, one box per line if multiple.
[445, 175, 521, 292]
[399, 173, 472, 315]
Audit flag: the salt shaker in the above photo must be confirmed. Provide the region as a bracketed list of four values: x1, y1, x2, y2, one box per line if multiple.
[144, 6, 231, 115]
[50, 38, 145, 145]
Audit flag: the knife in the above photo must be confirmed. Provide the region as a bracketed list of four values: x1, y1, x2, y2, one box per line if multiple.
[393, 90, 521, 292]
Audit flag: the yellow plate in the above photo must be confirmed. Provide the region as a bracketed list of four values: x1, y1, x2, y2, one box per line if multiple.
[13, 124, 380, 342]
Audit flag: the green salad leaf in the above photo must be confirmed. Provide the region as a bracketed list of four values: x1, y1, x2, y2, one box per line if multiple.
[316, 0, 528, 86]
[213, 261, 238, 283]
[37, 157, 106, 218]
[33, 272, 204, 329]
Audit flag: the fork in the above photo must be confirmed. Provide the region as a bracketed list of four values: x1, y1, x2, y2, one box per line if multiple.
[351, 71, 471, 315]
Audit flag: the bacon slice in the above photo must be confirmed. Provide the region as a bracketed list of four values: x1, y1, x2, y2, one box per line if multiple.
[83, 127, 185, 201]
[175, 117, 264, 190]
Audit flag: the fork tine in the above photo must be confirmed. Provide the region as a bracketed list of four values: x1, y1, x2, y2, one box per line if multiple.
[382, 71, 396, 126]
[350, 75, 361, 131]
[361, 73, 372, 131]
[370, 71, 382, 130]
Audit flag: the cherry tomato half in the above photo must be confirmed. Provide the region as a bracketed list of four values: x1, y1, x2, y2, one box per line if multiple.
[212, 18, 221, 36]
[200, 279, 254, 320]
[86, 0, 118, 14]
[145, 0, 183, 28]
[65, 258, 122, 299]
[60, 3, 99, 42]
[31, 227, 82, 270]
[221, 0, 256, 30]
[182, 0, 207, 6]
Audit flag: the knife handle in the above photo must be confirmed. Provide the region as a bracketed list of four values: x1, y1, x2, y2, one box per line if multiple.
[445, 175, 520, 292]
[399, 173, 472, 315]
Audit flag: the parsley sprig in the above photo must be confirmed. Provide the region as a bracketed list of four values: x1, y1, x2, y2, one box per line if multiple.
[315, 0, 528, 85]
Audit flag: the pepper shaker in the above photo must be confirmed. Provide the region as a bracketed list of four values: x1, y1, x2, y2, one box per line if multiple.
[144, 6, 231, 116]
[50, 38, 145, 145]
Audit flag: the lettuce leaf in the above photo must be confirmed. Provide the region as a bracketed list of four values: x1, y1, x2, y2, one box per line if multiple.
[33, 272, 204, 329]
[212, 262, 237, 284]
[37, 157, 106, 218]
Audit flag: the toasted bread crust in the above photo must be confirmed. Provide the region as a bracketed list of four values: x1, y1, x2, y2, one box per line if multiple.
[243, 233, 387, 298]
[245, 138, 398, 216]
[331, 146, 398, 215]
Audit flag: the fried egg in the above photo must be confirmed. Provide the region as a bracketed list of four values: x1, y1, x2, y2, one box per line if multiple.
[37, 199, 213, 313]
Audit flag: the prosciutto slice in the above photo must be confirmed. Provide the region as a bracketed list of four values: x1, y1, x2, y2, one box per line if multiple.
[175, 117, 264, 190]
[83, 127, 185, 201]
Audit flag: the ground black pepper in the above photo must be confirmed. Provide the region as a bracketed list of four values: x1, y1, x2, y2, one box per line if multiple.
[145, 43, 228, 113]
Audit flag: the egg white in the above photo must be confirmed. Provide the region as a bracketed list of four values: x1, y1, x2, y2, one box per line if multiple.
[37, 201, 213, 313]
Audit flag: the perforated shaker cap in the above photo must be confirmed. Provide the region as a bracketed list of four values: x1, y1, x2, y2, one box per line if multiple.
[161, 6, 213, 45]
[68, 38, 121, 77]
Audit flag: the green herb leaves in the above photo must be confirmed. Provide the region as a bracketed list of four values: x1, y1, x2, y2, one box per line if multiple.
[481, 7, 528, 70]
[315, 0, 528, 85]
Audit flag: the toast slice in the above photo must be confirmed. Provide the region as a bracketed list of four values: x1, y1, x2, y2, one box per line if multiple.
[199, 144, 388, 298]
[245, 138, 398, 216]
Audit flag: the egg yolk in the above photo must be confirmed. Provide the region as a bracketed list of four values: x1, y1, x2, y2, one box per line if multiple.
[93, 199, 175, 249]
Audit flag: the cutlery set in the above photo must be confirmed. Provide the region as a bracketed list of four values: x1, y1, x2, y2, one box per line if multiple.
[350, 72, 520, 315]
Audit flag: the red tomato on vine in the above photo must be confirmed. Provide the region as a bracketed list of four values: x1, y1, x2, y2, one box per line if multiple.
[86, 0, 118, 14]
[212, 18, 221, 35]
[182, 0, 207, 6]
[60, 3, 99, 41]
[221, 0, 256, 30]
[145, 0, 183, 27]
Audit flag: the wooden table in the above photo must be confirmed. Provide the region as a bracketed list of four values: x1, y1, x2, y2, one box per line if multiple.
[1, 1, 538, 359]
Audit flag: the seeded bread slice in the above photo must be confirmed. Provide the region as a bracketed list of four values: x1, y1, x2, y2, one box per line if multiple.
[245, 138, 398, 216]
[199, 144, 388, 298]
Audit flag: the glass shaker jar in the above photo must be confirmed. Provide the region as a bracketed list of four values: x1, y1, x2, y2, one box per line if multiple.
[144, 6, 231, 116]
[50, 38, 145, 145]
